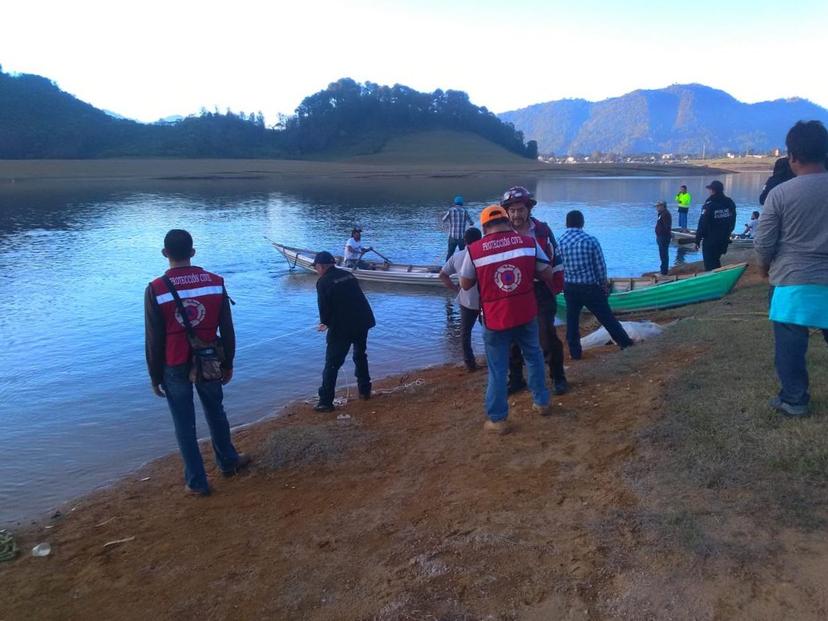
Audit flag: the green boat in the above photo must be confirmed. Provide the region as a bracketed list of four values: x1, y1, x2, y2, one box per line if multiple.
[556, 263, 747, 317]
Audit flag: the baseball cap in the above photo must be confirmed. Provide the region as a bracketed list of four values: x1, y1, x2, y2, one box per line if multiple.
[453, 195, 464, 206]
[705, 180, 724, 192]
[480, 204, 509, 226]
[311, 251, 335, 266]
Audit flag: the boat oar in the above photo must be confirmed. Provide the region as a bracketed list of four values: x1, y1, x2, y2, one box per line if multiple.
[365, 248, 391, 264]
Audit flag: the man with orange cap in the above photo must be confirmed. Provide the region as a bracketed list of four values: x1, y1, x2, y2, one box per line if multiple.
[459, 205, 557, 434]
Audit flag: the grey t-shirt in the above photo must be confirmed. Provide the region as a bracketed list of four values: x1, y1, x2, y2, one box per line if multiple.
[754, 172, 828, 286]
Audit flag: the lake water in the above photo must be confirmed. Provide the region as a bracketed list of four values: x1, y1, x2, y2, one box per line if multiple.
[0, 171, 767, 525]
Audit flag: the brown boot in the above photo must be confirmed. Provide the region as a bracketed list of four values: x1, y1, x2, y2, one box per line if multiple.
[483, 420, 510, 435]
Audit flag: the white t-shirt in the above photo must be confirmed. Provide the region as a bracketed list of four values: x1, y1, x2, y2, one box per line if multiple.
[344, 237, 365, 262]
[746, 218, 759, 238]
[441, 249, 480, 310]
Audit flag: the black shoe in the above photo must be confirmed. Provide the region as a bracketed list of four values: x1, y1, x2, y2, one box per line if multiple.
[465, 361, 478, 372]
[222, 453, 252, 478]
[313, 403, 335, 412]
[553, 378, 570, 395]
[507, 379, 527, 395]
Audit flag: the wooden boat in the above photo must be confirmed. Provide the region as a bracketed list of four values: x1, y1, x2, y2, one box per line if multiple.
[671, 228, 754, 249]
[272, 242, 452, 286]
[556, 263, 747, 316]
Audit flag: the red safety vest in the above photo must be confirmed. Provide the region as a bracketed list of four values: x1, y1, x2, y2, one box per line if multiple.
[468, 230, 538, 331]
[531, 217, 564, 294]
[149, 266, 226, 366]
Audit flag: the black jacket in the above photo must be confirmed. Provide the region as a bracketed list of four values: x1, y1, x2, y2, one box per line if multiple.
[316, 267, 376, 338]
[695, 193, 737, 246]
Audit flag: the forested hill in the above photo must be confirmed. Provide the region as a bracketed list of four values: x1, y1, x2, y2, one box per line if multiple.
[0, 70, 536, 159]
[499, 84, 828, 156]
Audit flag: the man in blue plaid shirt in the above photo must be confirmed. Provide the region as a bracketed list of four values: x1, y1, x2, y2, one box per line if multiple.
[558, 210, 633, 359]
[442, 195, 473, 260]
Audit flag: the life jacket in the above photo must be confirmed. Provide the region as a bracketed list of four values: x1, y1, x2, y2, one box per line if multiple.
[149, 266, 226, 366]
[467, 230, 538, 331]
[531, 217, 564, 294]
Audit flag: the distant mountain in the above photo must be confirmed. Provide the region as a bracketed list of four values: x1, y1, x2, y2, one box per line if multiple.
[499, 84, 828, 155]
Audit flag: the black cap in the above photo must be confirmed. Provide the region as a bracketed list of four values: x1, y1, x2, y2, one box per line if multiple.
[705, 180, 724, 192]
[311, 251, 335, 266]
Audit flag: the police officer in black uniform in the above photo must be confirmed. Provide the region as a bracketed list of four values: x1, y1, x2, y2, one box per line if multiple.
[312, 251, 376, 412]
[695, 180, 737, 271]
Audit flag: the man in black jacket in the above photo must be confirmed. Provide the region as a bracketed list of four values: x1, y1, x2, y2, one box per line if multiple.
[312, 251, 376, 412]
[695, 180, 737, 271]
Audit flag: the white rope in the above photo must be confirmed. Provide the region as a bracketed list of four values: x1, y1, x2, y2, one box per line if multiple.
[302, 377, 426, 406]
[235, 325, 317, 351]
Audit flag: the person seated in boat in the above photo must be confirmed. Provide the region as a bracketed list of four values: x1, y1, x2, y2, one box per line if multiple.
[344, 227, 374, 269]
[738, 211, 760, 239]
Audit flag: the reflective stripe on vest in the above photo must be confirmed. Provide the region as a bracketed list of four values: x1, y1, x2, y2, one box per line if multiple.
[468, 231, 538, 331]
[150, 267, 225, 366]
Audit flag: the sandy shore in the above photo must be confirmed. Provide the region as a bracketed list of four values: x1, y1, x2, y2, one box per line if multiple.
[3, 255, 828, 619]
[0, 158, 733, 184]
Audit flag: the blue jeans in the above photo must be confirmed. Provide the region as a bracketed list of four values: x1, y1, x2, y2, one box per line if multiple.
[163, 364, 240, 492]
[564, 284, 634, 359]
[773, 322, 812, 407]
[483, 319, 549, 422]
[678, 209, 688, 229]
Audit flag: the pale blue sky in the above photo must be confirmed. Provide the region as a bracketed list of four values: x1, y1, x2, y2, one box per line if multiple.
[1, 0, 825, 123]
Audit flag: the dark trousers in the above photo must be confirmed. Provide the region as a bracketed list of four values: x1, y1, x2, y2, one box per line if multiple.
[510, 283, 566, 383]
[702, 240, 726, 271]
[318, 329, 371, 406]
[163, 364, 240, 492]
[446, 237, 466, 261]
[657, 236, 671, 275]
[460, 304, 481, 366]
[773, 321, 816, 406]
[678, 209, 688, 229]
[564, 284, 633, 359]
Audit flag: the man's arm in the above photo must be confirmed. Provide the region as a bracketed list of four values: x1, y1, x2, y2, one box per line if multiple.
[317, 279, 332, 327]
[458, 251, 477, 291]
[218, 288, 235, 383]
[441, 210, 450, 223]
[695, 205, 709, 246]
[592, 239, 608, 287]
[464, 209, 473, 226]
[144, 285, 166, 397]
[754, 192, 781, 278]
[439, 257, 460, 292]
[727, 199, 737, 235]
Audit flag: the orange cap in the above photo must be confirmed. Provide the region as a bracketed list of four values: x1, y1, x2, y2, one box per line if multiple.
[480, 204, 509, 226]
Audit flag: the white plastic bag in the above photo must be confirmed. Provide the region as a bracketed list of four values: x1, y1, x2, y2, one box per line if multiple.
[580, 321, 664, 350]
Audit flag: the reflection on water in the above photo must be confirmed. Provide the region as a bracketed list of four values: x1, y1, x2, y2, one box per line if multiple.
[0, 172, 767, 524]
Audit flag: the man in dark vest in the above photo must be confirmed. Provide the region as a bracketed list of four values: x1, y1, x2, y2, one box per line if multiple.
[145, 229, 249, 497]
[694, 180, 737, 271]
[312, 251, 376, 412]
[501, 186, 569, 396]
[459, 205, 557, 434]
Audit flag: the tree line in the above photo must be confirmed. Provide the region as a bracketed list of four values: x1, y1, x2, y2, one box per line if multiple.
[0, 70, 536, 159]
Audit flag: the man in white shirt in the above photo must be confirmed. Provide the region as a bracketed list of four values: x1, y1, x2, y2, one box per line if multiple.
[344, 227, 372, 269]
[439, 227, 482, 371]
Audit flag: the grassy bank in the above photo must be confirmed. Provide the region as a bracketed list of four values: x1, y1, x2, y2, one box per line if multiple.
[2, 271, 826, 619]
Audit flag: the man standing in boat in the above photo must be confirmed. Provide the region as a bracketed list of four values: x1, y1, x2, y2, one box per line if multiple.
[558, 210, 634, 360]
[694, 180, 737, 271]
[459, 205, 555, 434]
[675, 184, 692, 230]
[439, 226, 483, 372]
[501, 186, 569, 396]
[442, 195, 474, 260]
[655, 200, 672, 275]
[312, 251, 376, 411]
[754, 120, 828, 418]
[344, 227, 373, 269]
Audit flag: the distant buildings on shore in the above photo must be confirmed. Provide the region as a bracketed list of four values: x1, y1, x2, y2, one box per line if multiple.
[538, 147, 781, 165]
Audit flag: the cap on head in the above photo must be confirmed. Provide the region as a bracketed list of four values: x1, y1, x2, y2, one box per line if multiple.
[500, 186, 537, 209]
[480, 204, 509, 227]
[453, 195, 464, 206]
[311, 251, 335, 266]
[705, 180, 724, 192]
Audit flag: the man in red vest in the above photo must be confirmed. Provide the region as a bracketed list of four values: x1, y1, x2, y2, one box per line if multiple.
[459, 205, 557, 434]
[501, 186, 569, 396]
[145, 229, 250, 496]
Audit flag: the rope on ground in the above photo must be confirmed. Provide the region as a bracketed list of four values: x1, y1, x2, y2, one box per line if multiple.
[301, 377, 426, 406]
[0, 529, 18, 562]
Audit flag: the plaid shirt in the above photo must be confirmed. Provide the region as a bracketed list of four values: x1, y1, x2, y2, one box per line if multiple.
[442, 206, 473, 239]
[557, 228, 608, 286]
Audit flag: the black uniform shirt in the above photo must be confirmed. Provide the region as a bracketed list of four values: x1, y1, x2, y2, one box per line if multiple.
[316, 267, 376, 338]
[695, 194, 737, 245]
